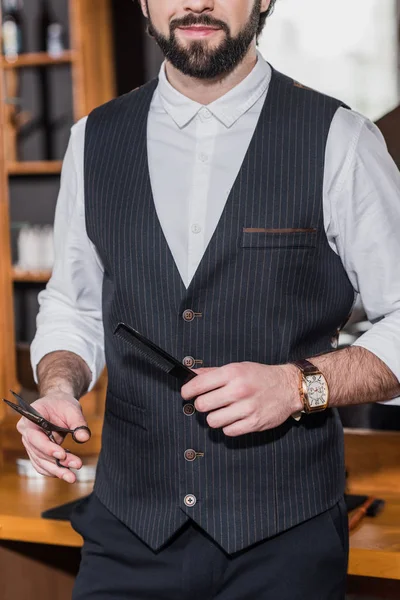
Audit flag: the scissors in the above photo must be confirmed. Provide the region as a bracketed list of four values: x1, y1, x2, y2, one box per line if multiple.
[3, 390, 91, 469]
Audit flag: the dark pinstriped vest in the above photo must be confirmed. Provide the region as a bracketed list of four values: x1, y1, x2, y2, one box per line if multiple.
[84, 68, 355, 554]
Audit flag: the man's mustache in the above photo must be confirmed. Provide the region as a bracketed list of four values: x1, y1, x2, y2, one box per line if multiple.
[170, 14, 230, 35]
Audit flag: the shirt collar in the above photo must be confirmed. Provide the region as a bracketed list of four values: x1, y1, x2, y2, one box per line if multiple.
[157, 51, 272, 129]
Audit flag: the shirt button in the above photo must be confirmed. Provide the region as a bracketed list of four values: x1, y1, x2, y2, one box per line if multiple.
[202, 108, 212, 119]
[184, 494, 197, 507]
[183, 403, 196, 416]
[191, 224, 202, 234]
[182, 356, 195, 368]
[199, 153, 208, 163]
[183, 309, 195, 322]
[184, 449, 197, 462]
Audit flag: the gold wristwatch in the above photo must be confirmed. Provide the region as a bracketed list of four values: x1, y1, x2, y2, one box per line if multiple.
[290, 359, 329, 421]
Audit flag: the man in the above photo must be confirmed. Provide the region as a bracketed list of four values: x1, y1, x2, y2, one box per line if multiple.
[18, 0, 400, 598]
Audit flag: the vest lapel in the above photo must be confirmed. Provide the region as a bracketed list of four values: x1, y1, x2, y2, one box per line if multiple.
[133, 81, 187, 297]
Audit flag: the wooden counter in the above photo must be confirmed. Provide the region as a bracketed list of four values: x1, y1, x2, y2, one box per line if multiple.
[0, 429, 399, 599]
[1, 472, 399, 578]
[345, 428, 400, 597]
[0, 463, 90, 600]
[0, 467, 91, 547]
[349, 495, 400, 580]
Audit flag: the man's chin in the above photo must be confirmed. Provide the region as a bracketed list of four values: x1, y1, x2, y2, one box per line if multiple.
[174, 37, 226, 55]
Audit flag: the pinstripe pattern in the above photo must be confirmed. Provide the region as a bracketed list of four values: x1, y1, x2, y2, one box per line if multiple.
[84, 69, 355, 554]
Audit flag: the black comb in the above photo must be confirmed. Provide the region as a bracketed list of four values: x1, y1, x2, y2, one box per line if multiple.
[114, 322, 197, 386]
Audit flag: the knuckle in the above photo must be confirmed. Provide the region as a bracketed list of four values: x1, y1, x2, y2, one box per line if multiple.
[248, 399, 258, 414]
[249, 416, 260, 430]
[226, 363, 241, 378]
[242, 403, 253, 418]
[234, 382, 248, 399]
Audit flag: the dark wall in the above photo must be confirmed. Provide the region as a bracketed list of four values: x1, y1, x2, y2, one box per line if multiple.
[111, 0, 163, 93]
[111, 0, 145, 93]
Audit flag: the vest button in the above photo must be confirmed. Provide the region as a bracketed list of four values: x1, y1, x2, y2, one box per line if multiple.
[182, 309, 195, 322]
[182, 356, 195, 368]
[184, 494, 197, 508]
[183, 403, 196, 416]
[184, 449, 197, 462]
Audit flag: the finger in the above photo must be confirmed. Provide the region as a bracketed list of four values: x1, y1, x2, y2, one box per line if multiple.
[22, 437, 60, 472]
[17, 417, 65, 445]
[24, 447, 53, 477]
[24, 428, 68, 461]
[222, 418, 254, 438]
[24, 434, 83, 468]
[25, 445, 77, 483]
[182, 366, 230, 400]
[206, 402, 253, 429]
[25, 439, 82, 469]
[195, 388, 233, 413]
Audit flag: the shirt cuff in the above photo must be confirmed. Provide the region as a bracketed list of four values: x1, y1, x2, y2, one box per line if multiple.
[30, 336, 105, 393]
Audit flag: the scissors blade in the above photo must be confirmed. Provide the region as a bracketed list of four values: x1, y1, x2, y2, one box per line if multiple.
[10, 389, 43, 418]
[5, 390, 74, 436]
[2, 398, 44, 427]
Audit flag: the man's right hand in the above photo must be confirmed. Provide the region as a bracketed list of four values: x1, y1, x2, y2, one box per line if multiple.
[16, 391, 91, 484]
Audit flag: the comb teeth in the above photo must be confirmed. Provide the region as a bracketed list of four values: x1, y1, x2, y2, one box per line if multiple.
[114, 324, 174, 375]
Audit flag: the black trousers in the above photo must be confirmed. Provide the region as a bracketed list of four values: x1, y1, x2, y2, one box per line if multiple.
[370, 403, 400, 431]
[71, 493, 349, 600]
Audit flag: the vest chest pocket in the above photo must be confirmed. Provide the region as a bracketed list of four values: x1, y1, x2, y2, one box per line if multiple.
[241, 228, 317, 249]
[106, 391, 148, 431]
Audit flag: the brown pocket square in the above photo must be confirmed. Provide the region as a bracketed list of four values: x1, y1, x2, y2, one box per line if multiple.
[241, 227, 317, 249]
[243, 228, 317, 234]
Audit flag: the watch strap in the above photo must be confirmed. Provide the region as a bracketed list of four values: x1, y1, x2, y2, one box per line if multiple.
[290, 358, 320, 375]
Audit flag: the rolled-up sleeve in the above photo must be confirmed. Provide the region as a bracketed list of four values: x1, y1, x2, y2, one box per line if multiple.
[30, 117, 105, 391]
[325, 108, 400, 405]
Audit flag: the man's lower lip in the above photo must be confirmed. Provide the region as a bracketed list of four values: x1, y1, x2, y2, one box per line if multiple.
[178, 27, 220, 37]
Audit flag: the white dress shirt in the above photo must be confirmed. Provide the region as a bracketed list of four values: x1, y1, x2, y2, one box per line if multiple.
[31, 52, 400, 405]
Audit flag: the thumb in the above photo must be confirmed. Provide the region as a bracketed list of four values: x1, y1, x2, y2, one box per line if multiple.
[66, 404, 91, 443]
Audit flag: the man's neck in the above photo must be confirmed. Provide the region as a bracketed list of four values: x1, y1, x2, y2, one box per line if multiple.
[164, 45, 258, 105]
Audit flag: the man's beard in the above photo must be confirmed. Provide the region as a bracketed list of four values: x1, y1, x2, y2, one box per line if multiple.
[147, 1, 262, 80]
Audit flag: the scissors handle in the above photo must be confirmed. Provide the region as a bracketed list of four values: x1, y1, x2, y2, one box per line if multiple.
[35, 419, 91, 442]
[70, 425, 91, 444]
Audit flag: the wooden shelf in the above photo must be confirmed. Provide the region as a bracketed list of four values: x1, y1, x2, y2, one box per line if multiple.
[12, 268, 51, 283]
[7, 161, 62, 175]
[1, 51, 76, 69]
[0, 0, 116, 426]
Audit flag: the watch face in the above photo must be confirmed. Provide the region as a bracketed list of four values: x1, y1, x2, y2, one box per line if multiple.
[305, 374, 328, 409]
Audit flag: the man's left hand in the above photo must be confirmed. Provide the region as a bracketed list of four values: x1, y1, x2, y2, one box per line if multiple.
[181, 362, 303, 437]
